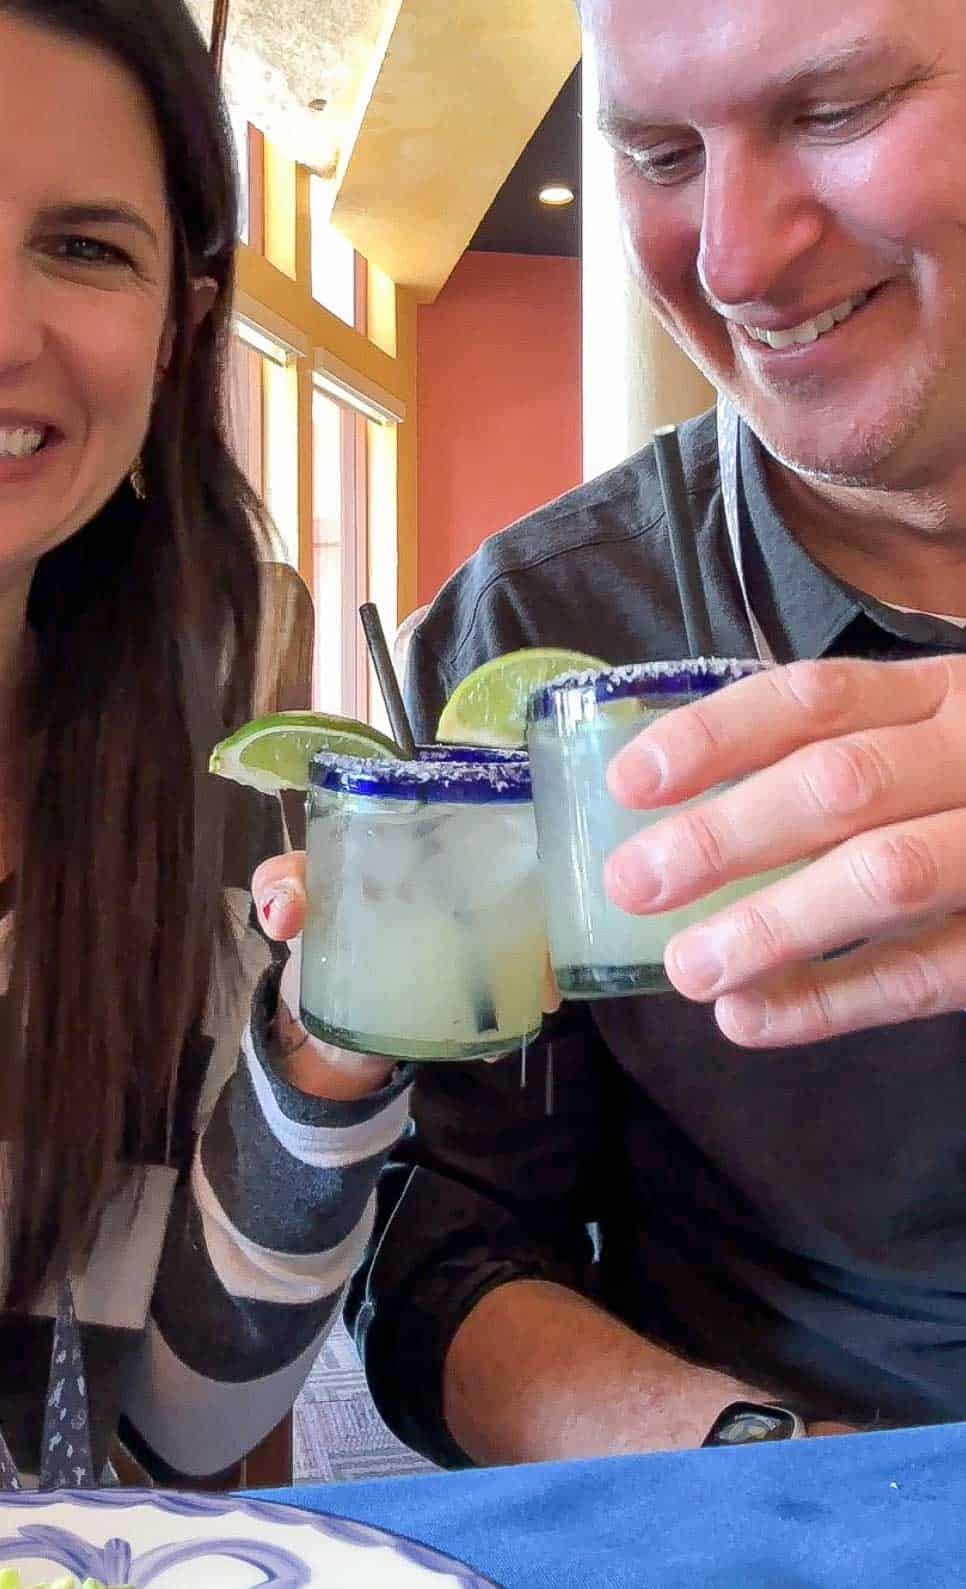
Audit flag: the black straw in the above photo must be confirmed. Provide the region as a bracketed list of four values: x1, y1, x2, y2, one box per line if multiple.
[359, 603, 417, 759]
[652, 425, 714, 658]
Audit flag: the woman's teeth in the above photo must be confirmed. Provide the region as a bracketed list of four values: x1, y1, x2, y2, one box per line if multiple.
[743, 292, 870, 350]
[0, 426, 46, 459]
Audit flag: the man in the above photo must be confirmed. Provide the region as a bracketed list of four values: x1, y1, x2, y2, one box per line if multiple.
[346, 0, 966, 1465]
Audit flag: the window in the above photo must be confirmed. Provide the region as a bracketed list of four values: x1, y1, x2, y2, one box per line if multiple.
[227, 333, 264, 496]
[313, 389, 367, 717]
[311, 354, 407, 726]
[230, 110, 251, 244]
[227, 113, 265, 251]
[228, 132, 411, 732]
[230, 315, 302, 568]
[311, 176, 364, 330]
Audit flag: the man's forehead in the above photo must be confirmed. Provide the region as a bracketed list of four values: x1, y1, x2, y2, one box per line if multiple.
[583, 0, 934, 33]
[582, 0, 951, 108]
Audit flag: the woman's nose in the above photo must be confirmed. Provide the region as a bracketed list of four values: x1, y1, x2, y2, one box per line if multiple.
[0, 241, 45, 375]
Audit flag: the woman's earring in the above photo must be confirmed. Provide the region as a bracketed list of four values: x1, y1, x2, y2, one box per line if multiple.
[130, 456, 147, 501]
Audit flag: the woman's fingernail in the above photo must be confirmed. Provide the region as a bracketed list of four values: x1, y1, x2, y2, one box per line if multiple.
[258, 883, 295, 924]
[605, 845, 661, 909]
[667, 931, 724, 995]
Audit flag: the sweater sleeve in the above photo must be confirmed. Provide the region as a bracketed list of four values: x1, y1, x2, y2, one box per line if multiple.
[122, 901, 413, 1477]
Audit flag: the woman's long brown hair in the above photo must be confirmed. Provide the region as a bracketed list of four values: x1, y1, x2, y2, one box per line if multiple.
[2, 0, 272, 1300]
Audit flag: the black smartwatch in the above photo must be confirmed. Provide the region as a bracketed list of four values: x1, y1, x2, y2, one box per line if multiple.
[703, 1401, 805, 1447]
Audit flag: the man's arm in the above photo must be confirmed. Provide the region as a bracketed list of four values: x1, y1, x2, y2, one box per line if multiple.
[347, 1003, 612, 1466]
[444, 1278, 774, 1464]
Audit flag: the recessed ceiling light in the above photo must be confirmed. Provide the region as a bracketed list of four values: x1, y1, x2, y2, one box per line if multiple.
[538, 184, 575, 208]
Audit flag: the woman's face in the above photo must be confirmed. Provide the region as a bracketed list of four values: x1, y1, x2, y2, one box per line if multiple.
[0, 13, 174, 579]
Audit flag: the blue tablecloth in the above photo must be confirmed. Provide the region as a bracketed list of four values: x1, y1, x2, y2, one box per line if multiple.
[253, 1421, 966, 1588]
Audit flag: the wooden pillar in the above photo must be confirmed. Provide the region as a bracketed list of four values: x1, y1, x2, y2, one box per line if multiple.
[580, 40, 715, 479]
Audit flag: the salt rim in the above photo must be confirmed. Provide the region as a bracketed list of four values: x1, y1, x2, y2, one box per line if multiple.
[430, 743, 529, 763]
[310, 748, 533, 803]
[527, 656, 767, 719]
[553, 657, 766, 690]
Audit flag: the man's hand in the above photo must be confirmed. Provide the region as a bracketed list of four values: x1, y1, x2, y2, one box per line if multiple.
[604, 654, 966, 1046]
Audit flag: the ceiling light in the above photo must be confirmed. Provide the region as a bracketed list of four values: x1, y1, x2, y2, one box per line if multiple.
[538, 184, 575, 207]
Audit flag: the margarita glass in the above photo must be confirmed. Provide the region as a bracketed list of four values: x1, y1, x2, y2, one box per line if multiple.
[526, 658, 791, 997]
[301, 749, 545, 1059]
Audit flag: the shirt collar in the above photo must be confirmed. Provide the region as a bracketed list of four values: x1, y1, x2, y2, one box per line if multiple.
[738, 420, 966, 658]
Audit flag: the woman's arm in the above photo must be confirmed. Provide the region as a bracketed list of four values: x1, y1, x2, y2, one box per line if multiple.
[122, 935, 412, 1478]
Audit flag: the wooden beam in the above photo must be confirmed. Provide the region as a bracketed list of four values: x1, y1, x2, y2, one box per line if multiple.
[210, 0, 231, 77]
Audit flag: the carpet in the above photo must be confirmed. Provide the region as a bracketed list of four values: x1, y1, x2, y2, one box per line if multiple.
[293, 1318, 437, 1483]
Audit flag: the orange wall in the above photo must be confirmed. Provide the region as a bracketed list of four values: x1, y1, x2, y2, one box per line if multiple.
[416, 251, 581, 605]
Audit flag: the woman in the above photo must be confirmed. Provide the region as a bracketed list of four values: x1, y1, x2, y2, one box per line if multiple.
[0, 0, 411, 1484]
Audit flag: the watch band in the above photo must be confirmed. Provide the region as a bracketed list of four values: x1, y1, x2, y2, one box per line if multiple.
[703, 1401, 806, 1447]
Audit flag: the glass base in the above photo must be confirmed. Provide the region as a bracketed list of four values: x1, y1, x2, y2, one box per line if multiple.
[555, 963, 672, 998]
[301, 1007, 542, 1062]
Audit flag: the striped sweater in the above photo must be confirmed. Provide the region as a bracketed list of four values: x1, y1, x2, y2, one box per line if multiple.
[0, 887, 413, 1481]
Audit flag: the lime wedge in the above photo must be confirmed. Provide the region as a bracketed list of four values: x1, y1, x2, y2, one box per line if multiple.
[0, 1578, 118, 1589]
[209, 710, 404, 794]
[437, 648, 609, 748]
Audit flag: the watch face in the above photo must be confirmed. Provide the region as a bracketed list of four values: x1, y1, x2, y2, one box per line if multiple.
[704, 1402, 800, 1447]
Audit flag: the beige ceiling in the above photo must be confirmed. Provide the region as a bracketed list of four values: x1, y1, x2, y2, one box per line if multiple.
[333, 0, 581, 299]
[187, 0, 400, 177]
[188, 0, 580, 300]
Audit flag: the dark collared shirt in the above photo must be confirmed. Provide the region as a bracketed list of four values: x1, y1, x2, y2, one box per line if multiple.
[348, 408, 966, 1464]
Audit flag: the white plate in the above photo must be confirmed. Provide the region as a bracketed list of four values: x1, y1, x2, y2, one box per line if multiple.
[0, 1488, 501, 1588]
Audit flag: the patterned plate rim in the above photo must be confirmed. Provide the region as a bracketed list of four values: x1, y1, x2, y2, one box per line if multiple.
[0, 1487, 504, 1589]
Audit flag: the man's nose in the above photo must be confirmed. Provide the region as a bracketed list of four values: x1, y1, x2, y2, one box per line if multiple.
[697, 137, 825, 313]
[0, 244, 45, 376]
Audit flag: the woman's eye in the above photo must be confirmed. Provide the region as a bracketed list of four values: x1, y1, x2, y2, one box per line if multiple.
[50, 235, 133, 267]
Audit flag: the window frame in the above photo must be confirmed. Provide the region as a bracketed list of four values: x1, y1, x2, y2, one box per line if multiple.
[231, 128, 413, 721]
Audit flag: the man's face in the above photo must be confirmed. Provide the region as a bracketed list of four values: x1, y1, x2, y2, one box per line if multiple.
[586, 0, 966, 488]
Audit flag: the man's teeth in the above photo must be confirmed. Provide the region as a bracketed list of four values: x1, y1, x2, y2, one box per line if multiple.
[743, 292, 869, 350]
[0, 426, 46, 459]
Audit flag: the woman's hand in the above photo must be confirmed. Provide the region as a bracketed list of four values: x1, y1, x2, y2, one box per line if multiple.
[252, 853, 561, 1077]
[251, 849, 310, 943]
[604, 655, 966, 1047]
[251, 851, 397, 1100]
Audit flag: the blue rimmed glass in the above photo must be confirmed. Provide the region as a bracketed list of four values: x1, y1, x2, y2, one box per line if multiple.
[301, 750, 546, 1060]
[526, 659, 786, 998]
[427, 743, 529, 764]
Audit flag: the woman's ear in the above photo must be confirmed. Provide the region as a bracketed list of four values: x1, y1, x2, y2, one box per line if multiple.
[189, 275, 220, 330]
[157, 276, 220, 376]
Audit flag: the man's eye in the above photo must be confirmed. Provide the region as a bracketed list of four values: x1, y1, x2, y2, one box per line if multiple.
[50, 236, 133, 267]
[620, 145, 705, 186]
[799, 93, 893, 136]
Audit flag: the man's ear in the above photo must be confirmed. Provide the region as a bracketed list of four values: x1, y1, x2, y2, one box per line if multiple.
[157, 276, 220, 375]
